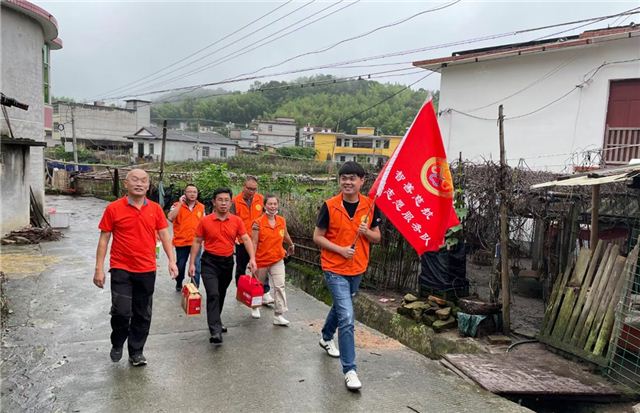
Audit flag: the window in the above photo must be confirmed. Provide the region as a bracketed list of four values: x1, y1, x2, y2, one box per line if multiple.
[42, 44, 50, 104]
[336, 138, 342, 147]
[344, 139, 351, 147]
[353, 139, 373, 148]
[268, 125, 273, 132]
[220, 147, 227, 158]
[202, 146, 210, 157]
[383, 140, 390, 149]
[149, 143, 154, 155]
[339, 155, 346, 162]
[375, 139, 382, 148]
[138, 143, 144, 158]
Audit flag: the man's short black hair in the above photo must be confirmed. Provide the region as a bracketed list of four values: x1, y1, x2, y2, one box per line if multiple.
[213, 187, 233, 200]
[184, 183, 197, 191]
[338, 161, 366, 178]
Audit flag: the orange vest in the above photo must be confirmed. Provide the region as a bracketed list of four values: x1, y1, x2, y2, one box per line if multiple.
[233, 193, 264, 231]
[253, 214, 287, 268]
[320, 193, 374, 276]
[172, 201, 205, 247]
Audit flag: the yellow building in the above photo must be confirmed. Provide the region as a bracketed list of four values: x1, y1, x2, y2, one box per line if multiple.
[313, 127, 401, 165]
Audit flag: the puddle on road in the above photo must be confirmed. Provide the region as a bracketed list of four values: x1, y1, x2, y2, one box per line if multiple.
[306, 319, 402, 350]
[0, 254, 61, 279]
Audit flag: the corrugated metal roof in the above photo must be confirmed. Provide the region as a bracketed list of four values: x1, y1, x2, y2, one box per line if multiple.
[531, 164, 640, 189]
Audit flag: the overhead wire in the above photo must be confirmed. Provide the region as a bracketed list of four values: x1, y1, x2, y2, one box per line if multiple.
[103, 8, 640, 101]
[119, 0, 353, 98]
[91, 0, 295, 99]
[225, 0, 462, 81]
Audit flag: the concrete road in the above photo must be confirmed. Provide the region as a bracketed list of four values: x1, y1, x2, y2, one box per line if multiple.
[1, 196, 530, 412]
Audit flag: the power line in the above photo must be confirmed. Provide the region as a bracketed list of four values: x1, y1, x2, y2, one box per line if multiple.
[225, 0, 461, 81]
[104, 9, 640, 101]
[91, 1, 295, 99]
[117, 0, 352, 98]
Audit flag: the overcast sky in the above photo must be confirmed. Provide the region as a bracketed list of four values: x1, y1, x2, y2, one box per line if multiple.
[40, 0, 638, 103]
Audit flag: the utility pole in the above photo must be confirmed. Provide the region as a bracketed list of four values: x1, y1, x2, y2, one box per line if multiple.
[498, 104, 510, 334]
[71, 106, 79, 172]
[159, 120, 167, 182]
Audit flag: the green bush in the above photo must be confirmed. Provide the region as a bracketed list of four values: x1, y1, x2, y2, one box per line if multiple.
[194, 163, 231, 201]
[275, 147, 317, 159]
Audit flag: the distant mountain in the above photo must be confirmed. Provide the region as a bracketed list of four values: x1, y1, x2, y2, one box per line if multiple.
[151, 75, 437, 135]
[154, 87, 231, 103]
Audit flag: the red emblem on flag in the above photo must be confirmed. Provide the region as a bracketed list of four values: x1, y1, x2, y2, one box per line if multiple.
[369, 99, 459, 254]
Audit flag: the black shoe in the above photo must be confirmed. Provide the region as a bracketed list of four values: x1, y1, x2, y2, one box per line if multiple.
[176, 285, 182, 292]
[209, 333, 223, 344]
[128, 354, 147, 366]
[110, 347, 123, 362]
[221, 325, 228, 333]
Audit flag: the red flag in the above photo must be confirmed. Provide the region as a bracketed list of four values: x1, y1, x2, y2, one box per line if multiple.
[369, 99, 459, 254]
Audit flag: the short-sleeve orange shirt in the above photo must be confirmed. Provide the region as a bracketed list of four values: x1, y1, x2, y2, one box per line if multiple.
[98, 197, 168, 273]
[196, 213, 247, 257]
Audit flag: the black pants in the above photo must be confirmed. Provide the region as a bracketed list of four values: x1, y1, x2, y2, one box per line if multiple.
[110, 269, 156, 356]
[235, 243, 269, 293]
[201, 252, 234, 336]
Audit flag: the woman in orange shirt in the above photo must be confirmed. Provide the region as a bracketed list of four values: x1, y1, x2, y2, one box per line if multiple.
[251, 195, 295, 325]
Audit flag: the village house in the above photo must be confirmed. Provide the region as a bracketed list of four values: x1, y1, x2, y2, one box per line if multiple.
[254, 117, 297, 148]
[229, 128, 256, 149]
[1, 0, 62, 235]
[299, 124, 332, 148]
[52, 99, 150, 153]
[413, 25, 640, 172]
[126, 126, 238, 162]
[313, 126, 401, 165]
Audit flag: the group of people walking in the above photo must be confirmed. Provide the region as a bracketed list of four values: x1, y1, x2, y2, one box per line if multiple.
[93, 161, 380, 390]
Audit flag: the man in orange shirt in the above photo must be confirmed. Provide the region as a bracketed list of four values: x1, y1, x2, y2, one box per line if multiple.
[231, 176, 273, 304]
[168, 184, 205, 290]
[189, 188, 257, 344]
[313, 161, 381, 391]
[94, 168, 178, 367]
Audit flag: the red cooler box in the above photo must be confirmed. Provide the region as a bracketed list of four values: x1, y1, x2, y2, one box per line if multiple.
[236, 275, 263, 308]
[182, 283, 201, 316]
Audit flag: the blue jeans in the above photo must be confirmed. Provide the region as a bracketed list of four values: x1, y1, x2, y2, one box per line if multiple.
[321, 271, 362, 374]
[176, 246, 202, 288]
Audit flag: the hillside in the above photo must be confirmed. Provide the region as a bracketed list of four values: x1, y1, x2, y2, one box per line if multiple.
[151, 74, 438, 135]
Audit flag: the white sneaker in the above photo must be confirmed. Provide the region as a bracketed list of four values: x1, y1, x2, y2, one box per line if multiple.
[319, 337, 340, 358]
[251, 307, 261, 319]
[344, 370, 362, 390]
[263, 292, 274, 305]
[273, 315, 290, 326]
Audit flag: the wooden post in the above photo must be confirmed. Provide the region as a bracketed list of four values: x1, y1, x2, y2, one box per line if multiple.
[498, 104, 511, 334]
[159, 120, 167, 182]
[590, 184, 600, 252]
[71, 106, 79, 172]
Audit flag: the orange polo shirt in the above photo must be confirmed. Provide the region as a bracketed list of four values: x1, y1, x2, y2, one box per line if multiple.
[171, 201, 205, 247]
[253, 214, 287, 268]
[195, 213, 247, 257]
[98, 197, 168, 273]
[320, 193, 374, 276]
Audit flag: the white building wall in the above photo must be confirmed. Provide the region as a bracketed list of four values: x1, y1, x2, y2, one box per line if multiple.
[131, 139, 236, 161]
[257, 122, 296, 147]
[437, 36, 640, 171]
[55, 102, 142, 144]
[0, 7, 46, 226]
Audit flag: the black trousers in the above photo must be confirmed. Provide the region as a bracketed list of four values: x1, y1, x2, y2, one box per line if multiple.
[109, 269, 156, 356]
[201, 252, 234, 336]
[235, 243, 269, 293]
[234, 243, 250, 285]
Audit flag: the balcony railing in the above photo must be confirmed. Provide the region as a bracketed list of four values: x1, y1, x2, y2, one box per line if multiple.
[603, 127, 640, 166]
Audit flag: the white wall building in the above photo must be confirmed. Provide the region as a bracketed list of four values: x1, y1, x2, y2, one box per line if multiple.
[1, 0, 62, 235]
[52, 99, 150, 151]
[255, 117, 297, 148]
[414, 25, 640, 172]
[126, 126, 238, 162]
[299, 125, 331, 148]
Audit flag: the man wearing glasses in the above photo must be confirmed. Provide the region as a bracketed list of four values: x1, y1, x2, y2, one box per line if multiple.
[231, 176, 273, 309]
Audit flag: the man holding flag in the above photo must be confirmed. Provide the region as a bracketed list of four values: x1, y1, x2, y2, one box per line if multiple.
[313, 161, 381, 391]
